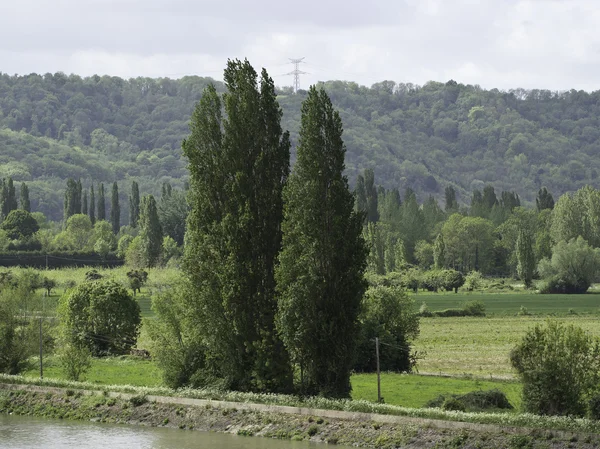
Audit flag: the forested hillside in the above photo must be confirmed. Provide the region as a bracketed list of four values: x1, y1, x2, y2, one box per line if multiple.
[1, 72, 600, 219]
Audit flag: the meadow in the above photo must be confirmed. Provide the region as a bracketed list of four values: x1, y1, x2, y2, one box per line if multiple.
[14, 267, 600, 411]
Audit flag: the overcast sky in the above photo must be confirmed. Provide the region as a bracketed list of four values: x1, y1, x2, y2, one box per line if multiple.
[1, 0, 598, 91]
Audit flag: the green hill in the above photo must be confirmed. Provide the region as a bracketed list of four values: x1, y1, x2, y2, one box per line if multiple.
[1, 72, 600, 219]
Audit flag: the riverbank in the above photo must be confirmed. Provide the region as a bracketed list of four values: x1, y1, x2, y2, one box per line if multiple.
[1, 383, 600, 448]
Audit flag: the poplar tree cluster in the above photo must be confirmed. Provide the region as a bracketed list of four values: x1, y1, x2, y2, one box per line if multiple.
[176, 60, 367, 397]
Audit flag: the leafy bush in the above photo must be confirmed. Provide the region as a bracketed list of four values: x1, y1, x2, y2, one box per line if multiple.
[427, 389, 513, 412]
[84, 269, 103, 281]
[354, 286, 420, 373]
[59, 280, 141, 356]
[588, 394, 600, 420]
[462, 300, 486, 316]
[442, 397, 466, 412]
[538, 237, 600, 294]
[126, 269, 148, 295]
[58, 343, 92, 381]
[510, 320, 600, 417]
[464, 271, 484, 291]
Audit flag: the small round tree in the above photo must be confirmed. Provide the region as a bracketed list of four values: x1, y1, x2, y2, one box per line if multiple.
[1, 209, 39, 240]
[60, 280, 141, 356]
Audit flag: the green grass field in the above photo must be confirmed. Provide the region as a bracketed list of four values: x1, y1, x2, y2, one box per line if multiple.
[413, 290, 600, 316]
[414, 316, 600, 376]
[351, 373, 521, 409]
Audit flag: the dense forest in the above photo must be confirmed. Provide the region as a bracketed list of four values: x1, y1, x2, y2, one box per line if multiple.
[2, 72, 600, 219]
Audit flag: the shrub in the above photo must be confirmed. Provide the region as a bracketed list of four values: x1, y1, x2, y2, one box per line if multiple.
[60, 280, 141, 356]
[462, 300, 485, 317]
[464, 271, 484, 291]
[538, 237, 600, 294]
[427, 389, 512, 412]
[0, 286, 38, 374]
[42, 277, 57, 296]
[126, 269, 148, 295]
[510, 320, 600, 416]
[58, 343, 92, 381]
[442, 397, 466, 412]
[354, 286, 420, 373]
[588, 394, 600, 420]
[84, 269, 103, 281]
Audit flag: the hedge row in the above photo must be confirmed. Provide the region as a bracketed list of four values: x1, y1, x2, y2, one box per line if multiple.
[0, 252, 123, 269]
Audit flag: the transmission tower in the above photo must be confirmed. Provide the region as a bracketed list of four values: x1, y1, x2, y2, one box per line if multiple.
[286, 57, 307, 93]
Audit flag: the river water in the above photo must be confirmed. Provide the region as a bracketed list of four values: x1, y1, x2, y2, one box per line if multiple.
[0, 414, 342, 449]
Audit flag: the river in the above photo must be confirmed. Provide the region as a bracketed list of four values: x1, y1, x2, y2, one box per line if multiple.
[0, 414, 345, 449]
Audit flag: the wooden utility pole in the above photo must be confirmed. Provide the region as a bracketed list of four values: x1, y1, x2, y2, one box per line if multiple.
[376, 337, 381, 403]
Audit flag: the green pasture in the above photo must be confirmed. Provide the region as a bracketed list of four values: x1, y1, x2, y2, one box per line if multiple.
[351, 373, 521, 410]
[415, 316, 600, 376]
[22, 356, 162, 387]
[413, 290, 600, 316]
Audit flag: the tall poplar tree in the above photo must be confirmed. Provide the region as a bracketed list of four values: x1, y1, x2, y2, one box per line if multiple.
[82, 190, 88, 216]
[97, 183, 106, 221]
[139, 194, 162, 267]
[5, 178, 17, 214]
[433, 233, 445, 269]
[276, 86, 368, 398]
[516, 230, 535, 288]
[19, 182, 30, 212]
[364, 169, 379, 223]
[183, 60, 292, 392]
[63, 178, 81, 221]
[89, 186, 96, 225]
[129, 181, 140, 228]
[110, 182, 120, 234]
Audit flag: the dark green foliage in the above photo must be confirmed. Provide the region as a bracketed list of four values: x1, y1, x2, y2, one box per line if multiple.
[42, 277, 56, 296]
[97, 183, 106, 221]
[355, 174, 367, 216]
[158, 188, 188, 245]
[516, 230, 535, 288]
[84, 269, 103, 281]
[129, 181, 140, 228]
[538, 237, 600, 294]
[1, 178, 18, 219]
[433, 234, 445, 269]
[63, 178, 82, 221]
[139, 195, 162, 267]
[182, 60, 293, 393]
[510, 320, 600, 417]
[276, 86, 367, 398]
[19, 183, 30, 212]
[0, 286, 41, 374]
[536, 187, 555, 211]
[126, 269, 148, 295]
[588, 394, 600, 420]
[147, 284, 210, 389]
[0, 210, 39, 240]
[354, 286, 419, 373]
[444, 186, 458, 213]
[110, 182, 120, 234]
[426, 389, 513, 412]
[82, 190, 87, 216]
[364, 169, 379, 223]
[60, 279, 141, 356]
[89, 186, 95, 225]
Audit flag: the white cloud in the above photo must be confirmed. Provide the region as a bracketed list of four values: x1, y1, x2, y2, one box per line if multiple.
[2, 0, 600, 91]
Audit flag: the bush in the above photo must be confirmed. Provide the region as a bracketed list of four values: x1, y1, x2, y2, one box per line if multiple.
[442, 397, 466, 412]
[126, 269, 148, 295]
[538, 237, 600, 294]
[428, 389, 512, 412]
[464, 271, 484, 291]
[60, 280, 141, 356]
[354, 286, 420, 373]
[462, 300, 486, 316]
[510, 320, 600, 417]
[588, 394, 600, 420]
[58, 343, 92, 381]
[0, 286, 38, 374]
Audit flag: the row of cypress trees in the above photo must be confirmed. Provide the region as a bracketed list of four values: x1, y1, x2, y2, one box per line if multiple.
[64, 180, 142, 235]
[0, 178, 30, 219]
[181, 59, 367, 398]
